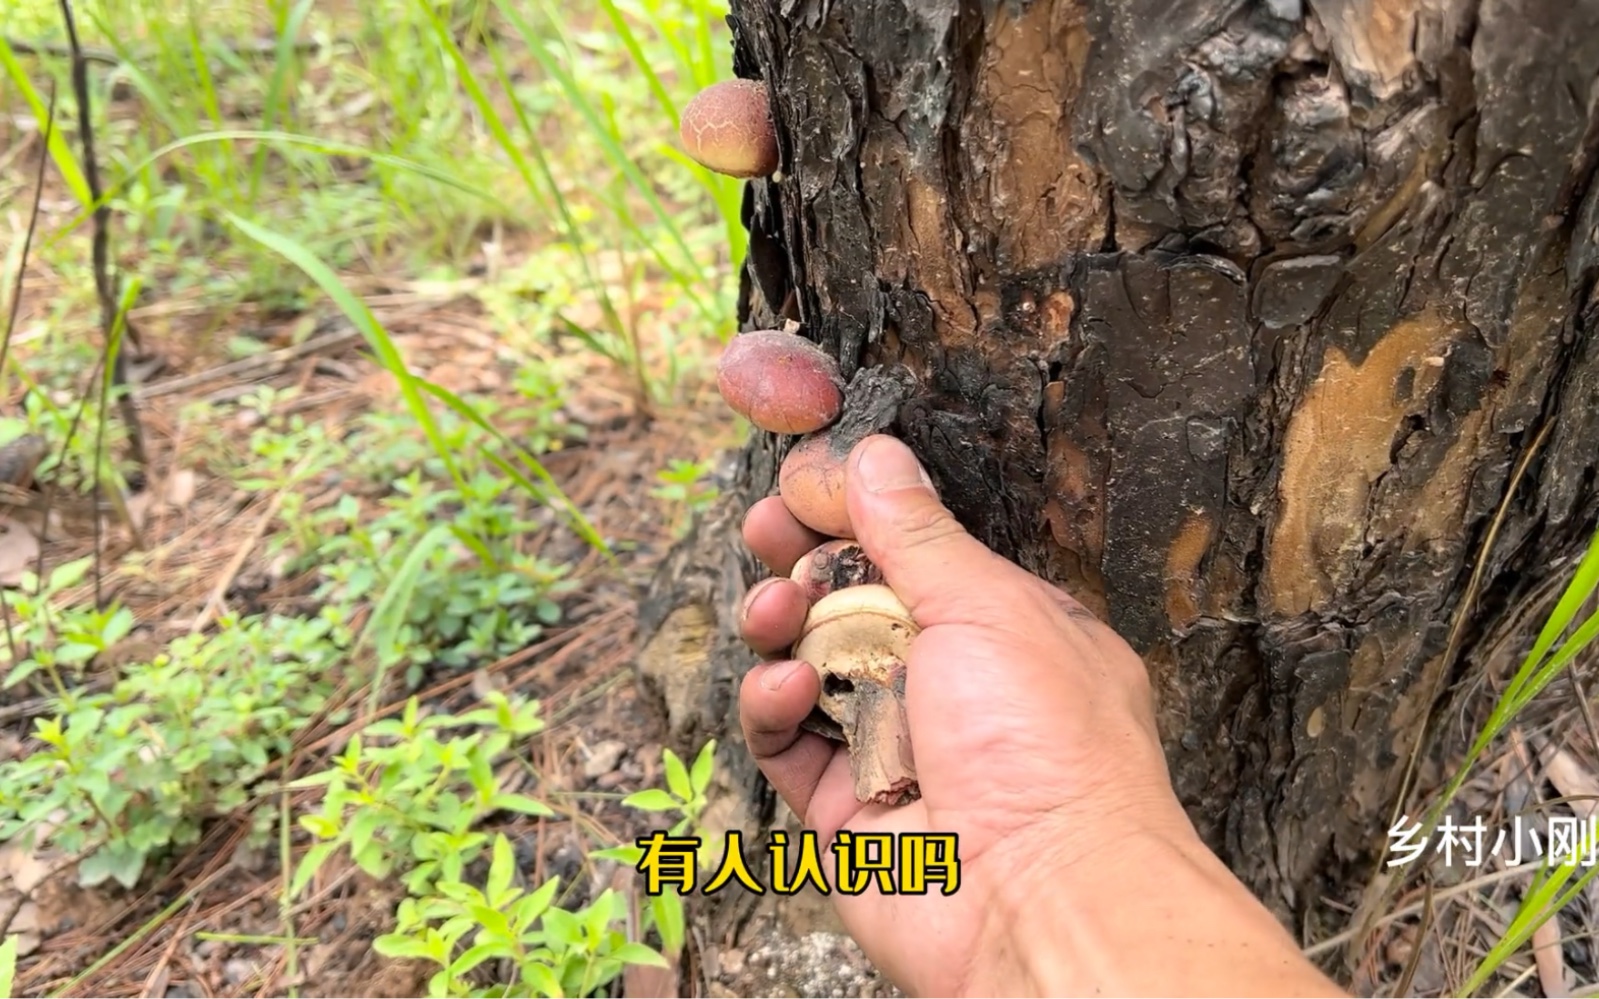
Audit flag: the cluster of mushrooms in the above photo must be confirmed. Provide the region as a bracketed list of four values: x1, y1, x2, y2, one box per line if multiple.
[680, 79, 922, 807]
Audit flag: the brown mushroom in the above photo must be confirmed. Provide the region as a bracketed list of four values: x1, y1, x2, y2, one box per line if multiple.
[679, 79, 779, 179]
[778, 428, 853, 538]
[717, 330, 844, 436]
[793, 584, 921, 806]
[789, 539, 883, 603]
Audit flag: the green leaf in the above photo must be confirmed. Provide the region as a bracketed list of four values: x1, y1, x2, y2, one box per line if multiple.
[611, 942, 670, 969]
[487, 834, 515, 905]
[520, 960, 565, 999]
[354, 839, 393, 879]
[469, 904, 513, 941]
[348, 809, 383, 860]
[47, 556, 94, 593]
[662, 749, 692, 803]
[689, 740, 717, 797]
[589, 845, 644, 866]
[450, 942, 511, 978]
[288, 770, 343, 790]
[512, 877, 562, 935]
[581, 890, 619, 946]
[489, 793, 554, 818]
[77, 841, 147, 891]
[289, 841, 339, 900]
[621, 789, 678, 813]
[650, 890, 685, 957]
[373, 933, 431, 960]
[540, 907, 582, 948]
[0, 932, 17, 999]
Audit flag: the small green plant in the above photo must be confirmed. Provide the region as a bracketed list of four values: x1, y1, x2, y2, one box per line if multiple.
[292, 469, 576, 684]
[0, 557, 136, 692]
[618, 741, 717, 838]
[651, 458, 720, 533]
[375, 835, 669, 999]
[588, 739, 719, 971]
[294, 698, 717, 998]
[0, 614, 343, 889]
[291, 692, 554, 899]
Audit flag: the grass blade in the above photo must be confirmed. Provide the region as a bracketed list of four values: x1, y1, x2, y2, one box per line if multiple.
[248, 0, 316, 204]
[220, 211, 600, 551]
[0, 35, 89, 203]
[45, 130, 507, 252]
[222, 211, 467, 492]
[361, 522, 452, 714]
[512, 0, 716, 320]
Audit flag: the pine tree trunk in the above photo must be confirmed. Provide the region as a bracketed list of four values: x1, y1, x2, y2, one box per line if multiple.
[637, 0, 1599, 965]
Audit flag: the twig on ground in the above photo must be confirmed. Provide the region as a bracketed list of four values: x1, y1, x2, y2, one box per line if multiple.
[58, 0, 148, 472]
[4, 35, 328, 67]
[135, 327, 360, 400]
[190, 488, 290, 634]
[1532, 913, 1571, 998]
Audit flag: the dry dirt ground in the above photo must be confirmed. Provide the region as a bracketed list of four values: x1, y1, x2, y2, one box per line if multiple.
[0, 283, 907, 998]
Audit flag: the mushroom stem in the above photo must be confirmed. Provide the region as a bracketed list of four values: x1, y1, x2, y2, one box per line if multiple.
[832, 661, 918, 807]
[791, 584, 922, 806]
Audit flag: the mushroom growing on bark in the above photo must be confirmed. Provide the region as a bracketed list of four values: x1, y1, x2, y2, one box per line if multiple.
[716, 330, 844, 436]
[790, 582, 921, 806]
[678, 79, 779, 179]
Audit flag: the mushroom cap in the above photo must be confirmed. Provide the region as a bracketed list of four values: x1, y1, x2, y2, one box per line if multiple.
[793, 584, 922, 806]
[679, 79, 779, 179]
[716, 330, 844, 435]
[793, 584, 918, 689]
[789, 539, 882, 603]
[779, 432, 853, 538]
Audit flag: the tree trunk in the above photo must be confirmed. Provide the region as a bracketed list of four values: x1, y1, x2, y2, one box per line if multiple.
[638, 0, 1599, 970]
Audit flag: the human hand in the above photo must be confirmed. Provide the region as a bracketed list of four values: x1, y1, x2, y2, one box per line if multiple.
[736, 433, 1210, 996]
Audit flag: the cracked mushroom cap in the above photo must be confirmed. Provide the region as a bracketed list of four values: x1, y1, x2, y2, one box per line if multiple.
[679, 79, 779, 179]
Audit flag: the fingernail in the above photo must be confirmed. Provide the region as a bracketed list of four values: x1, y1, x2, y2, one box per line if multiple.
[856, 436, 935, 495]
[740, 577, 780, 623]
[759, 660, 806, 692]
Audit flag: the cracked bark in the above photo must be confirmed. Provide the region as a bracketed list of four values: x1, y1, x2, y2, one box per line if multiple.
[636, 0, 1599, 967]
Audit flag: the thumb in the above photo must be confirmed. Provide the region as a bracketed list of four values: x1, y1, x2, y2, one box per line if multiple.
[844, 435, 1029, 627]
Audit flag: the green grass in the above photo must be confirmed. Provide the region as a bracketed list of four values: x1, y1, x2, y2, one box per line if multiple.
[4, 0, 742, 394]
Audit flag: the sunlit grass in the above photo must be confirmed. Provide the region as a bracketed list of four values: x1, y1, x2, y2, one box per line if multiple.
[3, 0, 741, 401]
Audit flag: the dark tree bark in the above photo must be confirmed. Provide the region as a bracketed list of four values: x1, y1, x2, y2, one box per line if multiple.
[637, 0, 1599, 975]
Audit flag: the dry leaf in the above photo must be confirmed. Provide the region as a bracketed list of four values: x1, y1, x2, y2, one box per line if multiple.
[164, 469, 197, 508]
[0, 843, 56, 895]
[1532, 913, 1570, 997]
[1538, 742, 1599, 819]
[0, 516, 40, 587]
[124, 490, 154, 533]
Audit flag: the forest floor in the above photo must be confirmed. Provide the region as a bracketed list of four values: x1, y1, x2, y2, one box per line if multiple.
[0, 277, 897, 998]
[2, 3, 1599, 998]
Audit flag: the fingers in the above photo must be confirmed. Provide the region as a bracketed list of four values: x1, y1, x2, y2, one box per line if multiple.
[743, 495, 827, 577]
[739, 577, 809, 657]
[843, 435, 1044, 628]
[739, 660, 835, 819]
